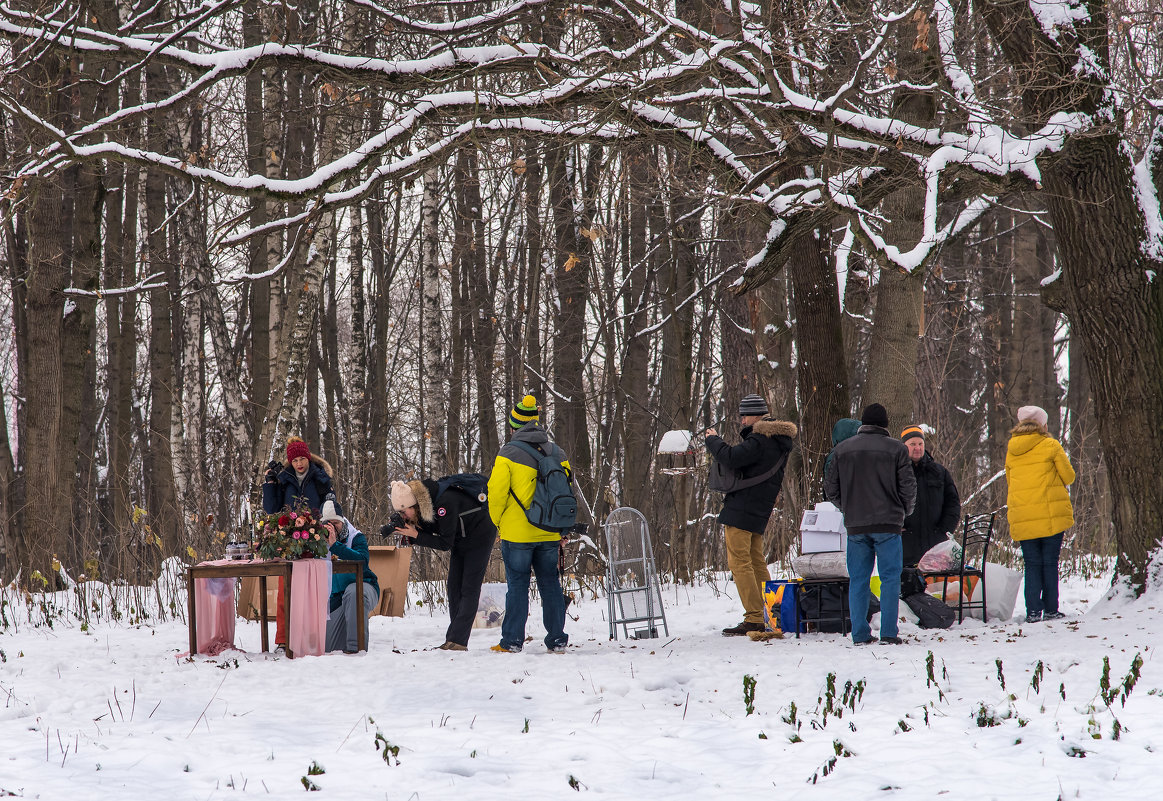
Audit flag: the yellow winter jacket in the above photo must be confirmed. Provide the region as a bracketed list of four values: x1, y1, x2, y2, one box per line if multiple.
[1004, 423, 1076, 541]
[488, 426, 572, 543]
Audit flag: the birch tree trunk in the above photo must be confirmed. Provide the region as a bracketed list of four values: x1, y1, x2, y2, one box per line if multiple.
[420, 166, 447, 473]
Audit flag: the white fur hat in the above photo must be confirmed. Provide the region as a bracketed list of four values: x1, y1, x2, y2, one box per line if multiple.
[319, 500, 343, 524]
[391, 480, 417, 511]
[1017, 405, 1049, 428]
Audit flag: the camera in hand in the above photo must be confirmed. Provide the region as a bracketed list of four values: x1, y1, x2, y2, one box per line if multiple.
[379, 512, 412, 545]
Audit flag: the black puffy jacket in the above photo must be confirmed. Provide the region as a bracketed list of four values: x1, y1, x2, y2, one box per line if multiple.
[403, 476, 498, 552]
[706, 419, 798, 534]
[901, 452, 961, 566]
[262, 457, 337, 516]
[823, 425, 917, 535]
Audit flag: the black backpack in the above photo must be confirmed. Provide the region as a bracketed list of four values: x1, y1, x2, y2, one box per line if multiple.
[903, 592, 956, 629]
[437, 472, 489, 503]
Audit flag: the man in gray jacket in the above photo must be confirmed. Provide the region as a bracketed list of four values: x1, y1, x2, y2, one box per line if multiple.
[823, 403, 917, 644]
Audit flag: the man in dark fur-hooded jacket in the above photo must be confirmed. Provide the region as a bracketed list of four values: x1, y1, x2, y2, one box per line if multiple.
[704, 394, 798, 637]
[384, 475, 497, 651]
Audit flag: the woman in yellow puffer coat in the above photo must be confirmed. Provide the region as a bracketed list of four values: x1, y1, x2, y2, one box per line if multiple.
[1005, 405, 1075, 623]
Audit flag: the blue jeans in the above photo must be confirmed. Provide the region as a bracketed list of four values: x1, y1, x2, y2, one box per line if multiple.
[846, 533, 903, 643]
[325, 582, 379, 653]
[1020, 533, 1064, 616]
[500, 540, 567, 651]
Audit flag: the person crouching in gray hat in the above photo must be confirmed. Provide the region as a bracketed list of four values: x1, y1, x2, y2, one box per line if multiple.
[704, 393, 798, 637]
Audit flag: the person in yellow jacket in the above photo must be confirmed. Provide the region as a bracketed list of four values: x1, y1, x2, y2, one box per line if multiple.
[1005, 405, 1076, 623]
[487, 395, 571, 653]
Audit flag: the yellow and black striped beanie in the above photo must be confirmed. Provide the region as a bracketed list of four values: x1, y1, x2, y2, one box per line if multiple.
[900, 425, 925, 443]
[508, 394, 539, 430]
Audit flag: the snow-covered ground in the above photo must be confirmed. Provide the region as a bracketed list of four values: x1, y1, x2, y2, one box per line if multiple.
[2, 567, 1159, 800]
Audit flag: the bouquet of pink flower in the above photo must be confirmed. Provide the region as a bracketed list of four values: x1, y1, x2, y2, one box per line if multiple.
[255, 503, 329, 560]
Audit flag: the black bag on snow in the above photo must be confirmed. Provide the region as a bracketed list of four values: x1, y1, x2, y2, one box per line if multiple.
[903, 592, 956, 629]
[900, 567, 927, 598]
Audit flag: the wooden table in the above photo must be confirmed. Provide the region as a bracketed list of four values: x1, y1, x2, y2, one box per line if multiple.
[187, 559, 364, 658]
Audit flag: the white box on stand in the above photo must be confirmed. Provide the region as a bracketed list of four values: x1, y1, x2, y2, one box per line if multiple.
[800, 502, 848, 553]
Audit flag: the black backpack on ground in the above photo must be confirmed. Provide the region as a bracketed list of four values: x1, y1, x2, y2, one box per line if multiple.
[903, 592, 956, 629]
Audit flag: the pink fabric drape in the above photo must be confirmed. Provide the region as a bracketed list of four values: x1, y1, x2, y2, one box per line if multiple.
[287, 559, 332, 657]
[190, 558, 333, 657]
[194, 559, 237, 655]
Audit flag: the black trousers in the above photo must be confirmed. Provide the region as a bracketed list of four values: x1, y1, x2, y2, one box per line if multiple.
[445, 530, 497, 646]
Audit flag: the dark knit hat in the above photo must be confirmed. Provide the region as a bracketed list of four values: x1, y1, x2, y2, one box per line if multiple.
[508, 394, 539, 430]
[286, 437, 311, 463]
[900, 425, 925, 443]
[738, 394, 769, 417]
[861, 403, 889, 429]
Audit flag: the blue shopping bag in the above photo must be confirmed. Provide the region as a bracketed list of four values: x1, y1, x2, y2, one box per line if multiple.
[763, 579, 800, 633]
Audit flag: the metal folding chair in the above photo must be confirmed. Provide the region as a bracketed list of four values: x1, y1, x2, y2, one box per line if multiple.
[603, 507, 669, 640]
[922, 512, 996, 623]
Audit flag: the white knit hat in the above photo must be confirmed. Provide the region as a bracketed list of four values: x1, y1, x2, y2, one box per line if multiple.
[391, 480, 417, 511]
[1017, 405, 1049, 428]
[319, 500, 343, 523]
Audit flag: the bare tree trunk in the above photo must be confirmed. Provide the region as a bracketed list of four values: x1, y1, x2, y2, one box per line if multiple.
[12, 50, 72, 581]
[787, 230, 849, 501]
[521, 142, 545, 398]
[261, 222, 332, 467]
[547, 144, 595, 489]
[841, 249, 873, 409]
[0, 376, 18, 580]
[364, 184, 394, 513]
[63, 158, 104, 571]
[101, 136, 138, 562]
[617, 146, 656, 514]
[1005, 210, 1058, 429]
[659, 179, 698, 581]
[861, 11, 939, 432]
[1037, 134, 1163, 590]
[457, 149, 500, 465]
[420, 167, 447, 473]
[142, 58, 181, 564]
[244, 0, 271, 446]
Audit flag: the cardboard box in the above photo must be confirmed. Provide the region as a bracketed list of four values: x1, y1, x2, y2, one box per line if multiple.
[368, 545, 412, 617]
[800, 502, 848, 553]
[236, 574, 280, 621]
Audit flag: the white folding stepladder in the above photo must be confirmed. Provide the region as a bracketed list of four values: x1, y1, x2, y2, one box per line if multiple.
[603, 507, 669, 640]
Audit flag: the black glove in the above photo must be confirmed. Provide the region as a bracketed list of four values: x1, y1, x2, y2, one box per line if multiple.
[379, 524, 394, 540]
[264, 460, 280, 483]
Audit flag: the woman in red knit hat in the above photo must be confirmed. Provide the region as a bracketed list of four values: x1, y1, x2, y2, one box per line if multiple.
[261, 436, 340, 650]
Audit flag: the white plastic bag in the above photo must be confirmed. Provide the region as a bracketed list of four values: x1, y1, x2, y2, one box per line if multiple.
[473, 582, 506, 629]
[918, 538, 963, 572]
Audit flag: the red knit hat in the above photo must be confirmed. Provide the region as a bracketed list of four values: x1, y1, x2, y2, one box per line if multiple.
[286, 438, 311, 463]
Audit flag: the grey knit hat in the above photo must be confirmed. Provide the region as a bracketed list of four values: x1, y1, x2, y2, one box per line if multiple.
[738, 394, 769, 416]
